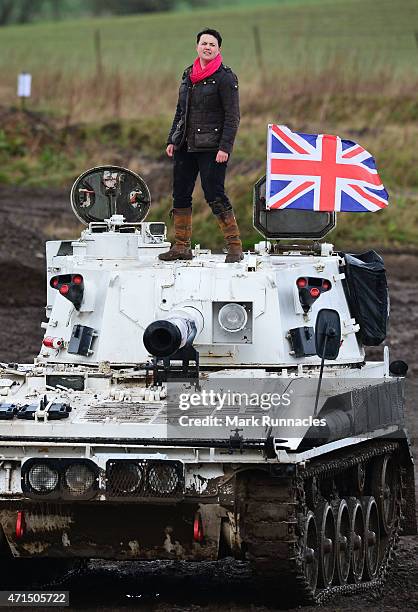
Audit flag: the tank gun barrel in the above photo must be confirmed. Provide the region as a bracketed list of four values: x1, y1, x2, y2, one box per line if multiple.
[143, 307, 203, 358]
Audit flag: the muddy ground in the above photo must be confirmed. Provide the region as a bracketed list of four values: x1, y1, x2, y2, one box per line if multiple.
[0, 185, 417, 611]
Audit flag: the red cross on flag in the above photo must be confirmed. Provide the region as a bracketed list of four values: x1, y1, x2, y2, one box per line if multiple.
[266, 125, 389, 212]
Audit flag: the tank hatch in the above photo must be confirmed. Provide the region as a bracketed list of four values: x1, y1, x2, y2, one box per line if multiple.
[70, 165, 151, 225]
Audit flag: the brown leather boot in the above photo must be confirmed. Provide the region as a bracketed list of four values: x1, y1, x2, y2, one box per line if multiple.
[215, 210, 244, 263]
[158, 207, 193, 261]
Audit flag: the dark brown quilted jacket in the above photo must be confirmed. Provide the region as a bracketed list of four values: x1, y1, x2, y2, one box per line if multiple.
[167, 64, 240, 154]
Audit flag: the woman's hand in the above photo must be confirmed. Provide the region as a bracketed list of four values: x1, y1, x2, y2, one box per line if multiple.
[166, 144, 175, 157]
[216, 150, 229, 163]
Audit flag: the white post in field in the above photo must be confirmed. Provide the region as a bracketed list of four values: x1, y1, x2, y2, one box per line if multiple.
[17, 72, 32, 109]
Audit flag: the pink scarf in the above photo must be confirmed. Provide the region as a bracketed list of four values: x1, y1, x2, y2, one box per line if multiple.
[190, 53, 223, 84]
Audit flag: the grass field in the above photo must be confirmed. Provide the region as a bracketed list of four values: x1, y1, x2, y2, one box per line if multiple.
[0, 0, 415, 122]
[0, 0, 416, 81]
[0, 0, 417, 249]
[0, 0, 415, 121]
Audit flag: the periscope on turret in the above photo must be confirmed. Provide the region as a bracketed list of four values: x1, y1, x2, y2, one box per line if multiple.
[0, 163, 414, 604]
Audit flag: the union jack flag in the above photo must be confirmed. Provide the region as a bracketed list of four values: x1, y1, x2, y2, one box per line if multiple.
[266, 125, 389, 212]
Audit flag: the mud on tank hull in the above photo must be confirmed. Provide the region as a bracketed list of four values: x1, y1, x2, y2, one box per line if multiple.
[0, 435, 415, 606]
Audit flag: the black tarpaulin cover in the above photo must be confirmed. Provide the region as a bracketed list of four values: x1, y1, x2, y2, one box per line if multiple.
[342, 250, 389, 346]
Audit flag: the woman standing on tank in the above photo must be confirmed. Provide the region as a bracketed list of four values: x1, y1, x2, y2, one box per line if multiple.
[159, 28, 242, 263]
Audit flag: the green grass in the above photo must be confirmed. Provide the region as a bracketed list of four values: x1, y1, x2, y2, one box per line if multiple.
[0, 0, 416, 82]
[0, 0, 417, 248]
[0, 0, 416, 124]
[176, 0, 333, 10]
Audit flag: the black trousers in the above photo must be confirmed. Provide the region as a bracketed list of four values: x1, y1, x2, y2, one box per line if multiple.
[172, 147, 230, 209]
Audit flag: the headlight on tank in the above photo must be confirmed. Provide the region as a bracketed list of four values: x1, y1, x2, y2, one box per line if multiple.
[28, 463, 59, 493]
[107, 461, 143, 496]
[63, 463, 95, 495]
[22, 458, 99, 500]
[218, 303, 248, 332]
[147, 463, 179, 495]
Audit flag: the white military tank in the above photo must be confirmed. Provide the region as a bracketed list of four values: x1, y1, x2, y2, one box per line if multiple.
[0, 165, 415, 605]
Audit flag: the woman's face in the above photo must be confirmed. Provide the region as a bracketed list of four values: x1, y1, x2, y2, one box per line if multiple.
[196, 34, 220, 63]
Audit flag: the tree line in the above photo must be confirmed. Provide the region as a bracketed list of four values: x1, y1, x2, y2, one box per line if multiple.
[0, 0, 210, 26]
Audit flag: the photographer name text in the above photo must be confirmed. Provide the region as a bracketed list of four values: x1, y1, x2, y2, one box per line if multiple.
[177, 415, 327, 427]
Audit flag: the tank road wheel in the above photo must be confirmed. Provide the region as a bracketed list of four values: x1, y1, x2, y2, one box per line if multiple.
[372, 455, 398, 535]
[348, 499, 365, 583]
[334, 499, 351, 585]
[302, 511, 319, 593]
[362, 496, 380, 580]
[315, 502, 335, 588]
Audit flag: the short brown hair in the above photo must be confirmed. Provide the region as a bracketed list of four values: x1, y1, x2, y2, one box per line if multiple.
[196, 28, 222, 47]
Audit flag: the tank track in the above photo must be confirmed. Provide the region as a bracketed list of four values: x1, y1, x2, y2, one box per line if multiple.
[36, 560, 87, 590]
[0, 558, 87, 591]
[239, 440, 404, 607]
